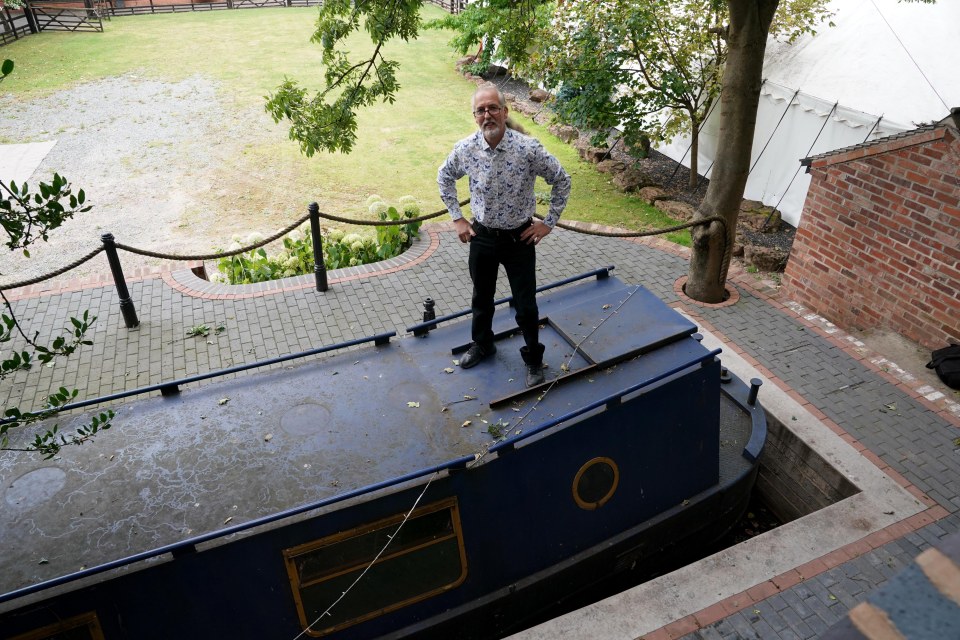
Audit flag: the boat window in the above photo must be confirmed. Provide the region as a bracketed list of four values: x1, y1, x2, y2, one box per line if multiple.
[8, 612, 105, 640]
[573, 457, 620, 510]
[283, 497, 467, 636]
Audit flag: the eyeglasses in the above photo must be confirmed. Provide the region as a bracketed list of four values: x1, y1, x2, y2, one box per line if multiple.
[473, 105, 503, 117]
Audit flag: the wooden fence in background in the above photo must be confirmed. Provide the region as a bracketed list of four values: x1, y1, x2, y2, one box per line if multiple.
[425, 0, 465, 13]
[0, 0, 415, 44]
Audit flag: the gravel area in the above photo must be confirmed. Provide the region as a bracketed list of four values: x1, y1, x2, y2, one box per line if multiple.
[0, 74, 292, 286]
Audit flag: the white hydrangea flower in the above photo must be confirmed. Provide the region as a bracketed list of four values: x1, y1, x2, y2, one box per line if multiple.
[369, 201, 389, 217]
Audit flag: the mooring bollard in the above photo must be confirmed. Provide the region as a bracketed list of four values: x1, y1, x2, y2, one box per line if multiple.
[101, 233, 139, 328]
[423, 298, 436, 323]
[309, 202, 328, 292]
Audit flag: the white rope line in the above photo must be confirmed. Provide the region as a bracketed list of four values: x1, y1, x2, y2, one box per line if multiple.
[869, 0, 950, 112]
[289, 283, 640, 638]
[291, 472, 438, 640]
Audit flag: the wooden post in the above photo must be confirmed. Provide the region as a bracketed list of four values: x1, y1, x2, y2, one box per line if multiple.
[24, 1, 39, 33]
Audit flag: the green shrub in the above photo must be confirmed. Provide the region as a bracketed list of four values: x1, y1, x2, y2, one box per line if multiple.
[215, 197, 423, 285]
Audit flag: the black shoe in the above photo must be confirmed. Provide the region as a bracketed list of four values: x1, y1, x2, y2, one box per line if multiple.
[526, 363, 545, 387]
[460, 344, 495, 369]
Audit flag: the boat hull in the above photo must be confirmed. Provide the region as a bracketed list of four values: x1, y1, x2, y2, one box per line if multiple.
[0, 270, 766, 640]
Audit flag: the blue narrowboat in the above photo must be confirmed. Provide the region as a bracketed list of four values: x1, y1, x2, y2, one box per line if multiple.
[0, 267, 766, 639]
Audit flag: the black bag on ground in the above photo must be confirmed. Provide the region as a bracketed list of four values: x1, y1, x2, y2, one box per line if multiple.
[927, 344, 960, 390]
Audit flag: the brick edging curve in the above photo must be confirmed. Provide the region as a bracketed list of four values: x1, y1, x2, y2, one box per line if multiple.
[162, 226, 444, 299]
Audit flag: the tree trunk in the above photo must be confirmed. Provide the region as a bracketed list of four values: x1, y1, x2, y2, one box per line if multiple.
[685, 0, 779, 303]
[688, 112, 700, 190]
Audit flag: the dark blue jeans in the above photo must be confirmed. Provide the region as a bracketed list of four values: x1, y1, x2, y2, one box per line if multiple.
[468, 221, 539, 353]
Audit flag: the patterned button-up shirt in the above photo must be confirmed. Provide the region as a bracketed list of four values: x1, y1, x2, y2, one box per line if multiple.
[438, 129, 571, 230]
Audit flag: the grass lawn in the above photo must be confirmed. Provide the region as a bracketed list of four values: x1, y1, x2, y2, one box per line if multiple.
[0, 5, 688, 245]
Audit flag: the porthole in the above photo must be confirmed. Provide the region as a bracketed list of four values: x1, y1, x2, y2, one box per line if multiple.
[572, 457, 619, 510]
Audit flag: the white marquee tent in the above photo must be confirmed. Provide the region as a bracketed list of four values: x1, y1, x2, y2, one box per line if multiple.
[658, 0, 960, 227]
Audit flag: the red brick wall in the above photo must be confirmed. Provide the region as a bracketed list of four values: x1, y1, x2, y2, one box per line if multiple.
[783, 126, 960, 349]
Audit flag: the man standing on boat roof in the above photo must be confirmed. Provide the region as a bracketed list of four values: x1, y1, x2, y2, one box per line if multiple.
[438, 81, 572, 388]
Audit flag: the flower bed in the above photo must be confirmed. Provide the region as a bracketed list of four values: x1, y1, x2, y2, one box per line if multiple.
[215, 195, 423, 285]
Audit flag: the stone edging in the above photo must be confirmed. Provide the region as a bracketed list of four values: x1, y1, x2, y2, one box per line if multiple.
[640, 305, 953, 640]
[163, 227, 443, 300]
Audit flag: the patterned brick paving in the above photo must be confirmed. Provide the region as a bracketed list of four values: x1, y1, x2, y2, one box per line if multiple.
[2, 222, 958, 637]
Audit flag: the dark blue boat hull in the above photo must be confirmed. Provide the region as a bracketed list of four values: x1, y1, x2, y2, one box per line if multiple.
[0, 271, 765, 640]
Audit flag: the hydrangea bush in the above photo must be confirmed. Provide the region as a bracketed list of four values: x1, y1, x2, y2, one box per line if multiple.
[215, 196, 423, 285]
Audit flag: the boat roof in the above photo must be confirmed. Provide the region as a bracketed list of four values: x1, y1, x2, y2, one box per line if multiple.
[0, 270, 713, 601]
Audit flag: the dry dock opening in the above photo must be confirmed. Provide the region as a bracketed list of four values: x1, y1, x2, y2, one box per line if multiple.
[511, 323, 927, 640]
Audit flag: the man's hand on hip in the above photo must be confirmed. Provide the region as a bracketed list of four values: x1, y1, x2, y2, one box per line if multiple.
[521, 220, 552, 245]
[455, 218, 475, 244]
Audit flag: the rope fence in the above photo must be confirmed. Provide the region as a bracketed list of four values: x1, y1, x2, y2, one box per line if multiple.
[0, 198, 730, 329]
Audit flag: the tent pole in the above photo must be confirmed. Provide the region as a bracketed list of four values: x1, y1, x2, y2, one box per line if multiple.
[749, 88, 801, 175]
[763, 101, 838, 230]
[862, 114, 883, 143]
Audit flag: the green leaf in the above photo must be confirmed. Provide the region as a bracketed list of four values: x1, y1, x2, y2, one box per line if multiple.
[1, 59, 13, 76]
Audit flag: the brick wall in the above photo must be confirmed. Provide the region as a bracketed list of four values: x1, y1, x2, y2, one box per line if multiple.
[783, 125, 960, 349]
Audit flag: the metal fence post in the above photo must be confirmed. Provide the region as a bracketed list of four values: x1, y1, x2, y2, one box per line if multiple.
[101, 233, 140, 328]
[309, 202, 328, 292]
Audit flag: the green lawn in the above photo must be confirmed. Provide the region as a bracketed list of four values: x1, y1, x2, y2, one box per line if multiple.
[0, 5, 687, 244]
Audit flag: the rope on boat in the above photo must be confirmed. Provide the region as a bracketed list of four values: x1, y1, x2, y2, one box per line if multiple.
[293, 473, 439, 639]
[290, 285, 641, 637]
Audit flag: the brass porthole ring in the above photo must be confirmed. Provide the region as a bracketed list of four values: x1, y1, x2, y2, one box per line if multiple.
[572, 457, 620, 510]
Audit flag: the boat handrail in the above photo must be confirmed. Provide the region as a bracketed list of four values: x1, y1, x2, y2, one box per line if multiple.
[0, 451, 476, 605]
[406, 265, 615, 335]
[1, 331, 397, 423]
[490, 348, 724, 453]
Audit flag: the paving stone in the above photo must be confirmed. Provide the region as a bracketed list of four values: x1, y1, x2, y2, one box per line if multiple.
[5, 227, 960, 639]
[779, 608, 815, 638]
[682, 626, 726, 640]
[753, 600, 788, 630]
[725, 611, 763, 639]
[802, 611, 832, 636]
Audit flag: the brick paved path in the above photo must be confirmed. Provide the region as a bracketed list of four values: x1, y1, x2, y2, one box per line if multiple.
[2, 223, 958, 638]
